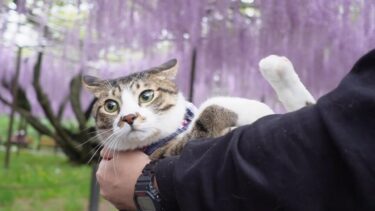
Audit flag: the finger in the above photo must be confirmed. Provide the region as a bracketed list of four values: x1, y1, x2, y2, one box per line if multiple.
[100, 147, 114, 160]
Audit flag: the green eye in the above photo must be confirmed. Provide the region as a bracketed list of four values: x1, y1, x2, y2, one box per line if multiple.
[139, 90, 154, 103]
[104, 100, 119, 113]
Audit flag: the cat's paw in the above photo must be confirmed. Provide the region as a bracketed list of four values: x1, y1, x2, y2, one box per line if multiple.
[259, 55, 316, 111]
[219, 126, 237, 136]
[149, 139, 187, 160]
[258, 55, 296, 83]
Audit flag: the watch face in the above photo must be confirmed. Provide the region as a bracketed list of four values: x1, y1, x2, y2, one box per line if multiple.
[137, 196, 156, 211]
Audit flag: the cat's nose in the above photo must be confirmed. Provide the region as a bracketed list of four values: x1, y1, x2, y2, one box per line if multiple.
[121, 114, 137, 125]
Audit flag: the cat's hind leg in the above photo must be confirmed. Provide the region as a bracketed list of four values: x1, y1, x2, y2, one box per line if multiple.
[259, 55, 315, 112]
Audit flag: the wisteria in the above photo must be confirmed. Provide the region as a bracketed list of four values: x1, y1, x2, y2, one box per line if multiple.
[1, 0, 374, 117]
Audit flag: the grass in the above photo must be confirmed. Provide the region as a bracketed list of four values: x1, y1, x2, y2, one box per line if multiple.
[0, 116, 116, 210]
[0, 150, 109, 211]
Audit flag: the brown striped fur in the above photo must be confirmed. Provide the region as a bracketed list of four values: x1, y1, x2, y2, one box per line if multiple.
[82, 59, 188, 151]
[150, 105, 238, 159]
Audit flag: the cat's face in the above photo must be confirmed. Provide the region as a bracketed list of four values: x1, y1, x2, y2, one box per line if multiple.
[82, 59, 187, 150]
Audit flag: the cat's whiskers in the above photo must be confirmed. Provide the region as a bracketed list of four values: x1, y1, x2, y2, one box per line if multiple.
[87, 130, 119, 164]
[97, 139, 111, 172]
[86, 138, 108, 165]
[78, 127, 93, 132]
[77, 128, 114, 148]
[87, 144, 103, 164]
[85, 129, 107, 135]
[103, 130, 123, 177]
[112, 134, 122, 177]
[101, 131, 119, 157]
[104, 80, 114, 90]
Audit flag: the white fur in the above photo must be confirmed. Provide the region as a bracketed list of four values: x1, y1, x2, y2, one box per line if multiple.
[259, 55, 315, 112]
[193, 97, 274, 128]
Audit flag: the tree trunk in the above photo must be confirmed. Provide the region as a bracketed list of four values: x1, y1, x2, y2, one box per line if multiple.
[4, 47, 22, 169]
[1, 50, 101, 164]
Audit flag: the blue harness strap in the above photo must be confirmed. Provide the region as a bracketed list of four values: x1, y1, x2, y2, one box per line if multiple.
[143, 104, 196, 155]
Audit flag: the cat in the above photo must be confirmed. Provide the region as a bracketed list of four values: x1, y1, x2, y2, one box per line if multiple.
[82, 55, 315, 159]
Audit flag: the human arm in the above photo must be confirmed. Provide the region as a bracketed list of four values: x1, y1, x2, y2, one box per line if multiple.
[154, 49, 375, 210]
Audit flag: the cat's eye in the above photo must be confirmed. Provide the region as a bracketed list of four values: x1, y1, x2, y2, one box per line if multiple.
[139, 90, 154, 104]
[104, 100, 119, 113]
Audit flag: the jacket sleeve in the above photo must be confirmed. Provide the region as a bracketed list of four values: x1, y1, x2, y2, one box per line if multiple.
[155, 49, 375, 211]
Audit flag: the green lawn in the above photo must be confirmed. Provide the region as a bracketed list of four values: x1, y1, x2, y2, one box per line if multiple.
[0, 150, 113, 211]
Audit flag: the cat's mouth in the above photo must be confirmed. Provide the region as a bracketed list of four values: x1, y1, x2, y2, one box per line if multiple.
[118, 123, 142, 132]
[128, 126, 145, 133]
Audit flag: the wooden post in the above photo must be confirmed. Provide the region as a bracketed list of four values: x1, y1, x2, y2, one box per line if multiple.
[188, 47, 197, 102]
[4, 47, 22, 169]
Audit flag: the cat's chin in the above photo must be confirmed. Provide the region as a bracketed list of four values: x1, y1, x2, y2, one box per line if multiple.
[105, 129, 161, 151]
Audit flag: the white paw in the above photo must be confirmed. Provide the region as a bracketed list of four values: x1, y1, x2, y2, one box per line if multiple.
[259, 55, 296, 82]
[258, 55, 315, 112]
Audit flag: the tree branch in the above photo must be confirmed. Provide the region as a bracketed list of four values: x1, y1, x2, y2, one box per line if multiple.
[1, 78, 31, 111]
[31, 51, 82, 150]
[57, 94, 70, 123]
[85, 98, 97, 121]
[69, 74, 86, 130]
[0, 94, 54, 137]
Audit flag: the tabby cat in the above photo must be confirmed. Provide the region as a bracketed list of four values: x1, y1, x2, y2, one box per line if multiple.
[82, 55, 315, 159]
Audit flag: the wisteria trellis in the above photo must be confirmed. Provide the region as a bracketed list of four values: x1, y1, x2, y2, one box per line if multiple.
[0, 0, 374, 117]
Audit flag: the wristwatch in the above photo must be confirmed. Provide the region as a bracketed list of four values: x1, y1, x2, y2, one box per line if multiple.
[134, 161, 165, 211]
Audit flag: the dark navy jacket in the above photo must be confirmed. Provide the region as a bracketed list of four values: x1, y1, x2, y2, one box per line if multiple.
[155, 49, 375, 211]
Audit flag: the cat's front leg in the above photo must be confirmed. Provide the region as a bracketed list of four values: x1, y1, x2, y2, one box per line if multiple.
[220, 126, 237, 136]
[259, 55, 315, 111]
[150, 105, 238, 159]
[150, 138, 188, 160]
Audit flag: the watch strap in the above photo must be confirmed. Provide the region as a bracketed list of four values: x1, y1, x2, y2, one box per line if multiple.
[134, 160, 165, 211]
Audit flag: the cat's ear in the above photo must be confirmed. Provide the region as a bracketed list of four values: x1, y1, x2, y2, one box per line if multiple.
[82, 75, 104, 97]
[153, 59, 178, 80]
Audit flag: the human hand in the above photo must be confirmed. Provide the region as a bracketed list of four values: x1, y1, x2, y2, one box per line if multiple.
[96, 149, 151, 210]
